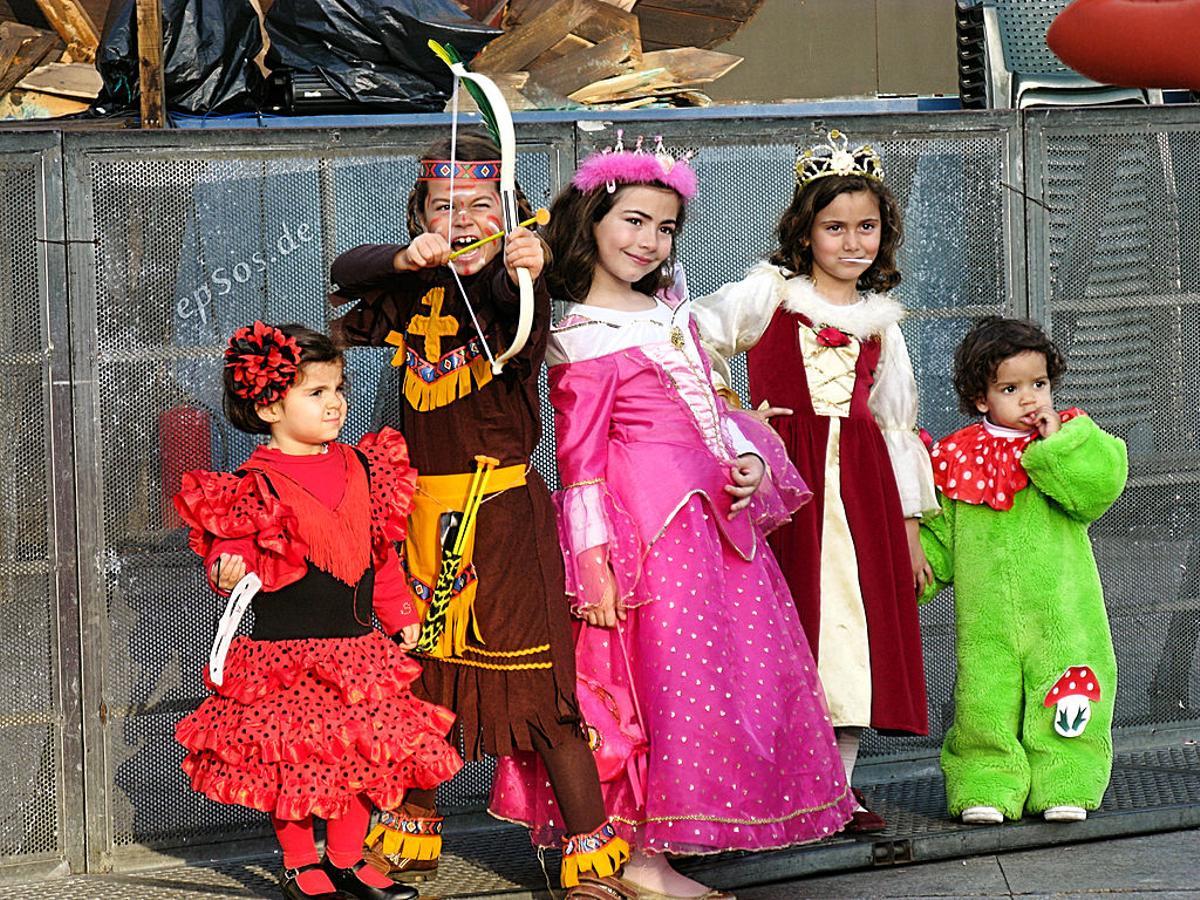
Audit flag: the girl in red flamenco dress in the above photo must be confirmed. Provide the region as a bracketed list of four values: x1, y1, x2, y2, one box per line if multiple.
[174, 322, 461, 900]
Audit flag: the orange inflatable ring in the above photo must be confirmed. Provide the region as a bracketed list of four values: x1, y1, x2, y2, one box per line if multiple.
[1047, 0, 1200, 91]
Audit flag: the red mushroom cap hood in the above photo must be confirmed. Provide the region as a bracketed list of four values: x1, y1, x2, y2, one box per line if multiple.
[1043, 666, 1102, 707]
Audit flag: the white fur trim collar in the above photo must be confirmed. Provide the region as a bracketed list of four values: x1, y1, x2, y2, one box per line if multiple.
[752, 263, 904, 338]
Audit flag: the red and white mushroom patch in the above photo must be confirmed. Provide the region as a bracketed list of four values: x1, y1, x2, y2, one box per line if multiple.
[1043, 666, 1102, 738]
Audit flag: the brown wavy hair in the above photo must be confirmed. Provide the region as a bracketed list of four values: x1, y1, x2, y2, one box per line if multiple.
[223, 324, 342, 435]
[545, 183, 687, 304]
[770, 174, 903, 293]
[953, 316, 1067, 416]
[406, 131, 534, 238]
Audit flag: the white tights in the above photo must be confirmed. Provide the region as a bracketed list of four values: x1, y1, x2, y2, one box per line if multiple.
[836, 727, 863, 807]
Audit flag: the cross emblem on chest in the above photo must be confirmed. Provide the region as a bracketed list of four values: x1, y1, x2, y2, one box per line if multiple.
[409, 287, 460, 361]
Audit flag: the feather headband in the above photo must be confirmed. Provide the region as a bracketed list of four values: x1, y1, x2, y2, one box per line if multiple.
[572, 132, 697, 200]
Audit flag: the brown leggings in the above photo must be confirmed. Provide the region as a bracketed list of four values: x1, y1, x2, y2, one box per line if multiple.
[405, 728, 606, 837]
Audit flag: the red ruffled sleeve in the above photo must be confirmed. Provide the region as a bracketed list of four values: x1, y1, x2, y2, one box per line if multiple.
[356, 427, 418, 566]
[173, 470, 309, 592]
[356, 428, 420, 634]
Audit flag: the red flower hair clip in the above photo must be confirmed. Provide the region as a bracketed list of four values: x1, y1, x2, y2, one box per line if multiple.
[224, 321, 302, 405]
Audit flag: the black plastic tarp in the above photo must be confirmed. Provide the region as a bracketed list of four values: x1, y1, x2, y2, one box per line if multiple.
[96, 0, 500, 116]
[96, 0, 262, 114]
[264, 0, 500, 110]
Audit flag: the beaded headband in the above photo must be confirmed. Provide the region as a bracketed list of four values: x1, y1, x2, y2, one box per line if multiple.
[796, 129, 885, 188]
[418, 159, 502, 181]
[572, 132, 697, 200]
[225, 321, 302, 405]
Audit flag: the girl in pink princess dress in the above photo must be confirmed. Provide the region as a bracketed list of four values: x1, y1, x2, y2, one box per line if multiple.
[490, 137, 854, 900]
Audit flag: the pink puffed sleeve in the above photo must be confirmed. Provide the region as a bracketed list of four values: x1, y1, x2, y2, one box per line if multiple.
[548, 357, 642, 613]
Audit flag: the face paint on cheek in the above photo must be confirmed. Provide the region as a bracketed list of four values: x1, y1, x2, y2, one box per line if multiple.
[426, 212, 450, 239]
[482, 213, 503, 236]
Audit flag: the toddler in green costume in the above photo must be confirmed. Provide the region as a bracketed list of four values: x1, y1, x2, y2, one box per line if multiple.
[920, 317, 1127, 824]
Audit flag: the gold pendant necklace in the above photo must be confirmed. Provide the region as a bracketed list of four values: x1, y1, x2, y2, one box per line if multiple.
[670, 325, 685, 350]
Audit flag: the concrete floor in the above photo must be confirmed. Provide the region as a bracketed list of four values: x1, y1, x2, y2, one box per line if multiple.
[2, 732, 1196, 899]
[737, 828, 1200, 899]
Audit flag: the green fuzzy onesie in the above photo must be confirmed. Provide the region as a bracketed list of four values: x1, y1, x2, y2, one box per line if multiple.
[919, 412, 1128, 819]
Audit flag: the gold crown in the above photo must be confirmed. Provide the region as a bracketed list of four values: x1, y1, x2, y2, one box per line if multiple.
[795, 129, 885, 187]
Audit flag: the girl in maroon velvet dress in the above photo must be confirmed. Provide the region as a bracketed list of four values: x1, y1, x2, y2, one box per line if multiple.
[693, 131, 939, 831]
[174, 322, 461, 900]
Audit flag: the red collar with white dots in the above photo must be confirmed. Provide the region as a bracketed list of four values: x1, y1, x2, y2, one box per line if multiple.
[930, 409, 1084, 511]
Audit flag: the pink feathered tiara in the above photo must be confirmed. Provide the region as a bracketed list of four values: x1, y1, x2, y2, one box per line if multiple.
[572, 132, 698, 200]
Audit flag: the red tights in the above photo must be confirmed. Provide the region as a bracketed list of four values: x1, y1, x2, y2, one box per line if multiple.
[272, 794, 394, 895]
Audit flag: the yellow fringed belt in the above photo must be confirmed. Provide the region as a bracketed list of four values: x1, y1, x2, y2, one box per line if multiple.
[406, 459, 527, 659]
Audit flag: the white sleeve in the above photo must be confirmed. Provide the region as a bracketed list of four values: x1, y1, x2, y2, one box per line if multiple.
[724, 418, 759, 459]
[868, 322, 939, 518]
[691, 266, 783, 390]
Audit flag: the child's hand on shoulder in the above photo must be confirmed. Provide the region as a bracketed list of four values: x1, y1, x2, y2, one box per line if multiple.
[210, 552, 247, 592]
[504, 227, 544, 283]
[1024, 404, 1061, 438]
[397, 233, 451, 271]
[726, 453, 765, 517]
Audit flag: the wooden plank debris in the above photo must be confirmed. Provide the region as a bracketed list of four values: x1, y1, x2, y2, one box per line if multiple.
[0, 86, 89, 118]
[473, 0, 596, 75]
[566, 47, 740, 105]
[528, 29, 639, 97]
[572, 0, 636, 44]
[0, 28, 63, 98]
[641, 47, 742, 84]
[17, 59, 101, 98]
[135, 0, 167, 127]
[634, 0, 763, 51]
[568, 65, 669, 103]
[531, 33, 594, 66]
[32, 0, 99, 62]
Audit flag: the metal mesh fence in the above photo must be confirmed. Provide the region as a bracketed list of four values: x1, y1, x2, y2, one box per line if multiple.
[86, 150, 334, 852]
[0, 139, 67, 867]
[0, 107, 1193, 869]
[1026, 109, 1200, 734]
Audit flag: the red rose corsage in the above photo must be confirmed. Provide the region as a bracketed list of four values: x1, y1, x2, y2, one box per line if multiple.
[224, 321, 302, 404]
[814, 325, 852, 348]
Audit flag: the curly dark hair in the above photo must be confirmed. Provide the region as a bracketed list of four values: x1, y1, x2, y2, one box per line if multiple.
[406, 131, 534, 239]
[223, 324, 343, 435]
[770, 174, 903, 293]
[544, 182, 687, 304]
[953, 316, 1067, 416]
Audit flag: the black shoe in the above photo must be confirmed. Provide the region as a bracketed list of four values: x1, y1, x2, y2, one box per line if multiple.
[279, 863, 354, 899]
[321, 857, 419, 900]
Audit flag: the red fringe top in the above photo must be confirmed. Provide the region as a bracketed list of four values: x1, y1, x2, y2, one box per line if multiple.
[174, 428, 420, 627]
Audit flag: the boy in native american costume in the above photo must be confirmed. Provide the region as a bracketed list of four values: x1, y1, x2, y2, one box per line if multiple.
[330, 132, 631, 898]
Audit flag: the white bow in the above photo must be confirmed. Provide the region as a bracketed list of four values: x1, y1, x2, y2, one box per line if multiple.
[437, 45, 534, 373]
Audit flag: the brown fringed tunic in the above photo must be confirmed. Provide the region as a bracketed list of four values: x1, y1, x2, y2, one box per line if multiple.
[330, 246, 581, 760]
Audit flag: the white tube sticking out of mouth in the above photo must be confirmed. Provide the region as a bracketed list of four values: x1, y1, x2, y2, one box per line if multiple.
[842, 258, 873, 264]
